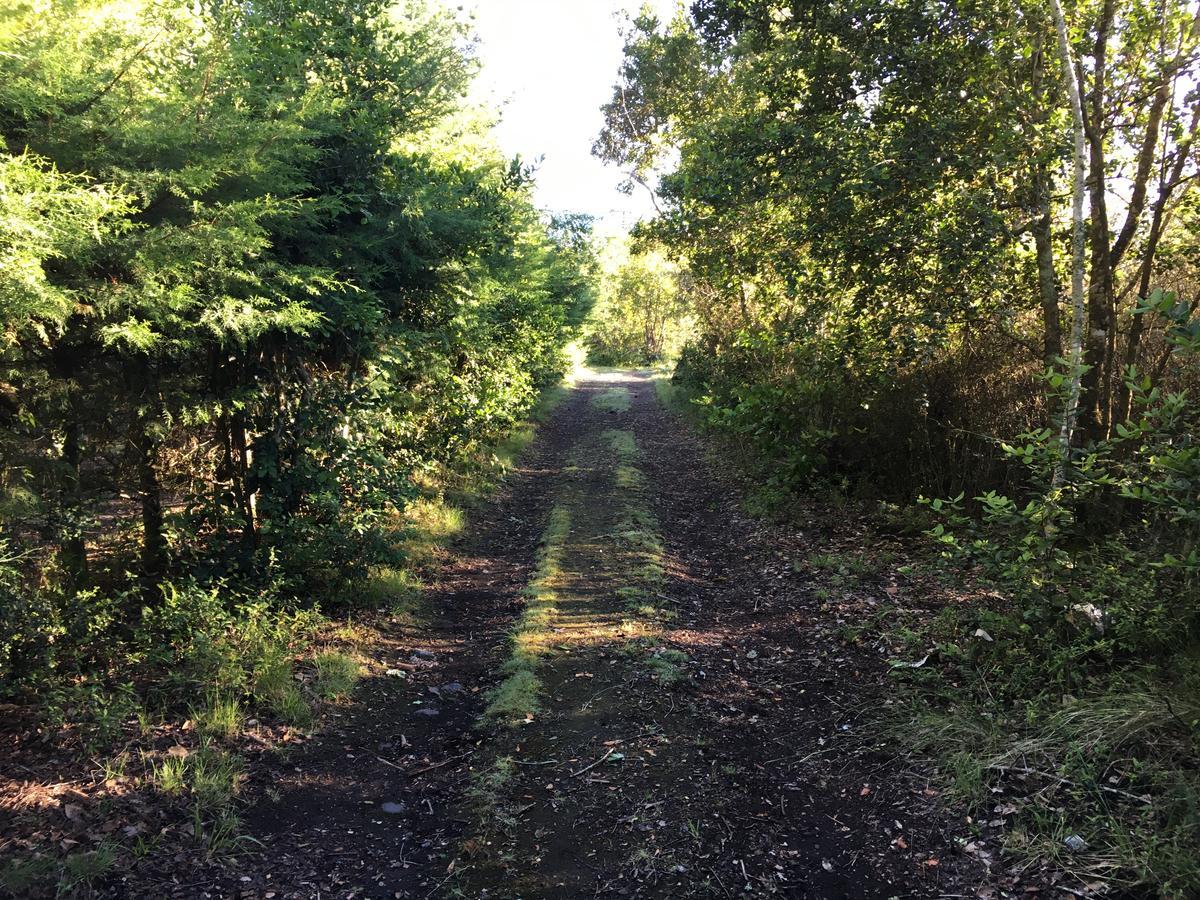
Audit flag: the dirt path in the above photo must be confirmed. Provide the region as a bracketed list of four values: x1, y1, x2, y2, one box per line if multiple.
[193, 371, 973, 900]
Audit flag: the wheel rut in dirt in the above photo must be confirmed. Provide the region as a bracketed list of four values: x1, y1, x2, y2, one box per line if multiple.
[200, 371, 972, 899]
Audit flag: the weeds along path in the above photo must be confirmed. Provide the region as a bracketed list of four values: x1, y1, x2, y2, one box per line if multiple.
[195, 371, 973, 899]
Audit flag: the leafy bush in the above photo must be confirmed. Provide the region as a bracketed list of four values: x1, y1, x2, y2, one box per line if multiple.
[925, 316, 1199, 686]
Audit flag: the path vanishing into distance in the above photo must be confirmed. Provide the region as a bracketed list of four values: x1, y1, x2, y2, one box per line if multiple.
[188, 371, 975, 899]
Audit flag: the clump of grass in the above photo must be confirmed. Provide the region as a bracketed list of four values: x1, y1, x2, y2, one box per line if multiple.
[652, 373, 689, 413]
[468, 755, 516, 807]
[152, 746, 245, 856]
[194, 693, 242, 740]
[484, 668, 541, 724]
[272, 687, 313, 727]
[402, 496, 466, 567]
[591, 387, 631, 413]
[493, 422, 536, 470]
[197, 806, 242, 856]
[466, 756, 530, 833]
[152, 746, 244, 809]
[617, 527, 661, 553]
[946, 749, 986, 807]
[253, 648, 313, 728]
[313, 650, 360, 700]
[617, 585, 649, 605]
[805, 551, 879, 579]
[894, 675, 1200, 892]
[153, 753, 189, 795]
[63, 843, 118, 893]
[98, 751, 130, 782]
[358, 565, 424, 617]
[44, 681, 142, 754]
[603, 428, 637, 458]
[645, 647, 689, 686]
[0, 856, 56, 897]
[189, 747, 244, 813]
[875, 500, 935, 535]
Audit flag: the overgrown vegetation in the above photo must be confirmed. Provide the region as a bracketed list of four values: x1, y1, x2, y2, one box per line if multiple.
[0, 0, 593, 889]
[1, 0, 593, 721]
[584, 240, 690, 366]
[599, 0, 1200, 891]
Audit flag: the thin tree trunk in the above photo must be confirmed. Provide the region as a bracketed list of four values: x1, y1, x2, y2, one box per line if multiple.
[1050, 0, 1088, 482]
[1117, 194, 1170, 421]
[60, 400, 88, 590]
[1115, 102, 1200, 423]
[231, 417, 258, 549]
[1078, 0, 1115, 443]
[133, 360, 167, 601]
[1032, 167, 1062, 369]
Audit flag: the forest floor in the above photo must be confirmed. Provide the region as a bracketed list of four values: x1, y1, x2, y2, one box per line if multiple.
[6, 370, 1021, 899]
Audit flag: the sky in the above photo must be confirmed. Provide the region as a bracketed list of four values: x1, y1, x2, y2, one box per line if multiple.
[458, 0, 678, 232]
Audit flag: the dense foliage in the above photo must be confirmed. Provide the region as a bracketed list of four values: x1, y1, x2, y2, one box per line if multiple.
[598, 0, 1200, 889]
[583, 241, 689, 366]
[601, 0, 1200, 660]
[0, 0, 593, 704]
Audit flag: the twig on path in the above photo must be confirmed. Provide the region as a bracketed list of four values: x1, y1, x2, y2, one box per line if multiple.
[706, 865, 733, 898]
[569, 747, 614, 777]
[411, 752, 471, 775]
[763, 743, 839, 767]
[424, 864, 465, 900]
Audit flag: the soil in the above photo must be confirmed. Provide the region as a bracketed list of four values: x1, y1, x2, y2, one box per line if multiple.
[5, 371, 991, 899]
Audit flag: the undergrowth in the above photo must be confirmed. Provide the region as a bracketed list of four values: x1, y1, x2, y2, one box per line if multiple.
[655, 367, 1200, 895]
[0, 369, 579, 897]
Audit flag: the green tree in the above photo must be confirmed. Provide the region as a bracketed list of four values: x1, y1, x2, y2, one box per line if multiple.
[586, 244, 685, 365]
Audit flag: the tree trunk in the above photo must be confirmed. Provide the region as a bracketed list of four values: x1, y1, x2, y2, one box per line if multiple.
[1050, 0, 1088, 482]
[1032, 167, 1062, 369]
[59, 401, 89, 590]
[133, 360, 167, 602]
[232, 417, 259, 549]
[1115, 102, 1200, 423]
[1078, 0, 1115, 444]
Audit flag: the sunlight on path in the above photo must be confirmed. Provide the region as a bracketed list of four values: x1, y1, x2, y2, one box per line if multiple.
[454, 373, 685, 896]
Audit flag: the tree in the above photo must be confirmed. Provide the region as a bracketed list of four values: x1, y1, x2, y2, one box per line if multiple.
[586, 243, 685, 365]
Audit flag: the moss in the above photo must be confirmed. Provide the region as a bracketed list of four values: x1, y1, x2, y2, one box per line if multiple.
[591, 387, 632, 413]
[483, 505, 571, 725]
